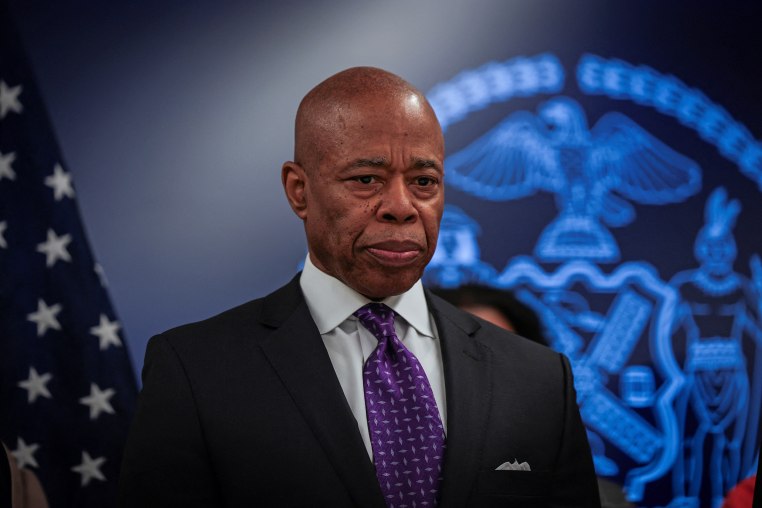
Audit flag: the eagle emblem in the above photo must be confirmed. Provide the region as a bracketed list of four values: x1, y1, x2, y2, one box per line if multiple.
[445, 97, 702, 262]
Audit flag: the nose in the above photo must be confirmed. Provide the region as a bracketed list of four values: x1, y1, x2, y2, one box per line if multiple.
[378, 177, 417, 223]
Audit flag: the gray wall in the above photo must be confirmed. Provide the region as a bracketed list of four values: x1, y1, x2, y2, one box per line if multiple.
[12, 0, 591, 373]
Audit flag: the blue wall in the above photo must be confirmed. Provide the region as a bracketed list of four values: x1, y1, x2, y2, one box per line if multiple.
[10, 2, 761, 506]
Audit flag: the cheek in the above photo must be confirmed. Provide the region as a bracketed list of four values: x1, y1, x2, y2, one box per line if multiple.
[422, 204, 443, 239]
[336, 207, 369, 223]
[328, 200, 375, 243]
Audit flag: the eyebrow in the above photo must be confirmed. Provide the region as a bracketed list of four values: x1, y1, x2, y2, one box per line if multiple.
[412, 158, 442, 171]
[349, 157, 388, 169]
[348, 157, 442, 171]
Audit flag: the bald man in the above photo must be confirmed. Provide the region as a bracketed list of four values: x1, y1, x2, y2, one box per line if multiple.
[118, 67, 600, 507]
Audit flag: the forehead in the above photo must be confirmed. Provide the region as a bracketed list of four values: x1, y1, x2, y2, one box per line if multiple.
[333, 96, 443, 149]
[296, 83, 445, 170]
[328, 124, 444, 174]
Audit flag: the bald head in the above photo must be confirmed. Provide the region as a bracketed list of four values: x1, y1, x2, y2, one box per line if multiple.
[294, 67, 442, 170]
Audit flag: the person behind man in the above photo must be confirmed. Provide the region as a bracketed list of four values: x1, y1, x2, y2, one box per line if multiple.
[431, 285, 548, 346]
[118, 67, 600, 507]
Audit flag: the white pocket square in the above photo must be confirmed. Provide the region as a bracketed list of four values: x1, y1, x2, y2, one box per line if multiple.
[496, 459, 531, 471]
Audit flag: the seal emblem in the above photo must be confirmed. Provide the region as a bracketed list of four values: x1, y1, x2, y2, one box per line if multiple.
[425, 53, 762, 507]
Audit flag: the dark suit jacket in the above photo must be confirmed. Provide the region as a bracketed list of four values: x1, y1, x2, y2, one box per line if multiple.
[118, 275, 600, 507]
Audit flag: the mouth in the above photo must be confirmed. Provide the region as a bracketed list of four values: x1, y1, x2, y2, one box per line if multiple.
[365, 240, 424, 266]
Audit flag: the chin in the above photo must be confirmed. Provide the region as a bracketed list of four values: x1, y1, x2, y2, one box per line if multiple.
[354, 271, 422, 300]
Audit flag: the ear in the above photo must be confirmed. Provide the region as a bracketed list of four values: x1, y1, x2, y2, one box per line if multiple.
[282, 161, 308, 220]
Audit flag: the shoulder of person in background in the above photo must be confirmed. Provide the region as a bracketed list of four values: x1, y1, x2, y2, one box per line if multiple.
[430, 284, 548, 345]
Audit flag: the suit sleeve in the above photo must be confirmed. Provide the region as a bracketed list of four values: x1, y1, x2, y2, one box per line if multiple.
[118, 335, 221, 507]
[550, 353, 601, 507]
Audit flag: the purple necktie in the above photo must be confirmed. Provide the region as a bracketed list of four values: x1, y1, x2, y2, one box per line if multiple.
[354, 303, 446, 507]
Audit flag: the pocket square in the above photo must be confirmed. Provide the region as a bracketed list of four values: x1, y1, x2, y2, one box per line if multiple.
[495, 459, 531, 471]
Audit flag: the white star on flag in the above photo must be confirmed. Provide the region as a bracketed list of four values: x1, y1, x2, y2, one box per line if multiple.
[79, 383, 116, 420]
[27, 298, 63, 337]
[0, 220, 6, 248]
[11, 438, 40, 469]
[17, 367, 53, 403]
[0, 80, 23, 119]
[71, 451, 106, 487]
[0, 150, 16, 181]
[44, 163, 75, 200]
[90, 314, 122, 350]
[36, 228, 72, 267]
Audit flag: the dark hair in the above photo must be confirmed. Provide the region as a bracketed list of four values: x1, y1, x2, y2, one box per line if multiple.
[432, 285, 548, 346]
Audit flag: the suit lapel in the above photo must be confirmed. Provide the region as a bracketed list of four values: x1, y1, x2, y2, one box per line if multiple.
[257, 277, 385, 508]
[427, 293, 493, 508]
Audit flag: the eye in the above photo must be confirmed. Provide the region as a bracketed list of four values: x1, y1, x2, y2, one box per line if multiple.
[356, 175, 375, 184]
[415, 176, 437, 186]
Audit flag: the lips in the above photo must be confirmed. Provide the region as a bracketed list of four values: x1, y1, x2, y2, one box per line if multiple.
[365, 240, 424, 266]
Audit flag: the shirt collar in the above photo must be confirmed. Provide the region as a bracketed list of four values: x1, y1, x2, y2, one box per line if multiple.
[300, 255, 434, 338]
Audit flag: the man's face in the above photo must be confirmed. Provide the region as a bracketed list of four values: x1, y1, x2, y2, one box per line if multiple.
[286, 92, 445, 299]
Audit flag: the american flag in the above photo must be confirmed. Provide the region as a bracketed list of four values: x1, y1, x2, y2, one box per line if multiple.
[0, 5, 138, 506]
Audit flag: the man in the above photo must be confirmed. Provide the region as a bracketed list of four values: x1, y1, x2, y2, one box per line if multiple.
[118, 67, 600, 507]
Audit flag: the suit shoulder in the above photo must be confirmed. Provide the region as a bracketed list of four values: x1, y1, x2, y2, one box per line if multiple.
[473, 315, 558, 361]
[466, 312, 571, 395]
[157, 297, 265, 343]
[427, 290, 556, 358]
[153, 275, 303, 349]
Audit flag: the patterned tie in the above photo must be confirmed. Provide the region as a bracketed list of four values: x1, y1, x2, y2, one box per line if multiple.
[354, 303, 446, 507]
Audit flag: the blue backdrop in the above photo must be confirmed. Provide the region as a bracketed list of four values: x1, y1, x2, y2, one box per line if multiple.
[9, 2, 761, 506]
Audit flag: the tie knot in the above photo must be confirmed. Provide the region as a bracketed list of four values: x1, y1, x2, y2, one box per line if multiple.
[353, 303, 396, 339]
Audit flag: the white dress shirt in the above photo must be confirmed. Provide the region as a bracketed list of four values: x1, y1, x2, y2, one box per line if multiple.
[299, 255, 447, 460]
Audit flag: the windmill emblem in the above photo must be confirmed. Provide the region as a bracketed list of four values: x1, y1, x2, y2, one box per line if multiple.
[445, 97, 702, 262]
